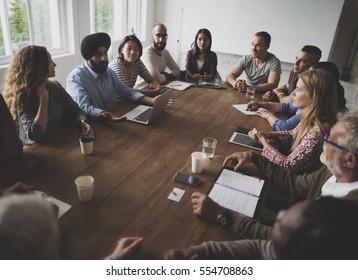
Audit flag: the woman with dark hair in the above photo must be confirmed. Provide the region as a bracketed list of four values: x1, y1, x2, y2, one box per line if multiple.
[185, 28, 218, 81]
[109, 35, 164, 97]
[310, 61, 348, 112]
[2, 45, 93, 147]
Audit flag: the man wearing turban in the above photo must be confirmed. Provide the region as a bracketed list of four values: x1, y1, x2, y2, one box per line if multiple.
[66, 32, 156, 122]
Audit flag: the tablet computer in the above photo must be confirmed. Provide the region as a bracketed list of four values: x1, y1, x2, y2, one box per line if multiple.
[229, 127, 263, 151]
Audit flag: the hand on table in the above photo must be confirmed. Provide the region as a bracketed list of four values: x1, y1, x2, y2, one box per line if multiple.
[222, 151, 252, 171]
[248, 128, 271, 148]
[262, 90, 276, 101]
[164, 247, 201, 260]
[256, 108, 273, 119]
[101, 111, 127, 123]
[247, 101, 262, 111]
[191, 192, 222, 222]
[110, 237, 143, 260]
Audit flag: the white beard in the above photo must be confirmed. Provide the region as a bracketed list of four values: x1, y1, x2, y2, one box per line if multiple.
[320, 146, 344, 177]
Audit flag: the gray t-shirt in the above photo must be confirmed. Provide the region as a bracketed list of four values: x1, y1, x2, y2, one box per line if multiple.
[237, 53, 281, 85]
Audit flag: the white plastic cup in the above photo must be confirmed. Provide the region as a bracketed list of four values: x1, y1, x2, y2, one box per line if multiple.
[191, 151, 207, 173]
[202, 138, 217, 159]
[75, 175, 94, 202]
[246, 86, 255, 99]
[80, 135, 94, 155]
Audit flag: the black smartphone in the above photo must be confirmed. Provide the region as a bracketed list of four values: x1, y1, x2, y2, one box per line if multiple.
[173, 172, 200, 187]
[235, 126, 250, 134]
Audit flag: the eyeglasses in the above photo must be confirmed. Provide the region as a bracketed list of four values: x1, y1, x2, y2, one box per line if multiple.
[154, 33, 168, 39]
[322, 132, 351, 153]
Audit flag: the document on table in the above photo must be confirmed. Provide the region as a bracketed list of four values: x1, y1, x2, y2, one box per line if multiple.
[208, 168, 264, 218]
[33, 190, 71, 219]
[50, 196, 72, 219]
[166, 81, 193, 91]
[168, 187, 185, 202]
[232, 104, 257, 115]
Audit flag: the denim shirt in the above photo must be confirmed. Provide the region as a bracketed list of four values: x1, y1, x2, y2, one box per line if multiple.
[66, 62, 144, 119]
[272, 103, 301, 131]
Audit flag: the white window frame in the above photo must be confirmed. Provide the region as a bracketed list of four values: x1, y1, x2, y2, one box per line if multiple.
[0, 0, 69, 65]
[90, 0, 147, 41]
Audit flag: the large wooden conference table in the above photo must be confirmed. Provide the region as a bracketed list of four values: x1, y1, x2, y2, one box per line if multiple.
[13, 83, 272, 259]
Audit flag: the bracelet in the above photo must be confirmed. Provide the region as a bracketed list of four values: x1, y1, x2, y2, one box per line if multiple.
[276, 91, 285, 98]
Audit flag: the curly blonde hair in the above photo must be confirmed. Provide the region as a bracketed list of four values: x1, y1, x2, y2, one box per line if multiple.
[2, 45, 49, 125]
[292, 69, 338, 150]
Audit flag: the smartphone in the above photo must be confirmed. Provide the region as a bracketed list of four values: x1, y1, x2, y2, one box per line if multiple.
[235, 126, 250, 134]
[173, 172, 200, 187]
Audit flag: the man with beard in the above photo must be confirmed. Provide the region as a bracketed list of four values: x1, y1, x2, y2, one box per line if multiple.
[189, 111, 358, 240]
[135, 23, 180, 89]
[66, 32, 156, 122]
[262, 45, 322, 102]
[226, 31, 281, 93]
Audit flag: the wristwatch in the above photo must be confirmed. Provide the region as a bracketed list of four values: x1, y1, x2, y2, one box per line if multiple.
[217, 210, 231, 227]
[78, 119, 89, 126]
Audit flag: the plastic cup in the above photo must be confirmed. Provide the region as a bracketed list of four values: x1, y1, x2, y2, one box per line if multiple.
[75, 175, 94, 202]
[191, 151, 207, 173]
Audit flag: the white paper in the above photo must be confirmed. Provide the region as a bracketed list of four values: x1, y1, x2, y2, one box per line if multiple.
[166, 81, 193, 91]
[232, 104, 257, 115]
[168, 187, 185, 202]
[209, 183, 259, 217]
[208, 169, 264, 217]
[49, 196, 72, 219]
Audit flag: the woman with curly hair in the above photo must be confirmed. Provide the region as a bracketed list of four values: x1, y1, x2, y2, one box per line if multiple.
[2, 45, 93, 147]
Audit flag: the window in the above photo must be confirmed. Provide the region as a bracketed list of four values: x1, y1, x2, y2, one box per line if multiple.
[90, 0, 146, 41]
[0, 0, 67, 63]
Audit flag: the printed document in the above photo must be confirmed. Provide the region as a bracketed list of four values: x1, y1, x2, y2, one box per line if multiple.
[208, 168, 264, 217]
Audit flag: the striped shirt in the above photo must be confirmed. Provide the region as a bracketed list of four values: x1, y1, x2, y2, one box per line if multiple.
[109, 57, 151, 88]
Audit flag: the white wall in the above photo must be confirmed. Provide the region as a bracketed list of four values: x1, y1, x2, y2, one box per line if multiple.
[151, 0, 357, 111]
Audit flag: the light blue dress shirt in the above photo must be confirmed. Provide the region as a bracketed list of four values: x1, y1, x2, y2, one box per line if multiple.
[272, 103, 301, 131]
[66, 62, 144, 119]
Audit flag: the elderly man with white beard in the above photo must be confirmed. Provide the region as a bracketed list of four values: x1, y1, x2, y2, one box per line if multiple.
[189, 111, 358, 240]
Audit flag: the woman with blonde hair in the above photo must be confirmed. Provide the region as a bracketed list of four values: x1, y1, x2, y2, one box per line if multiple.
[2, 45, 93, 147]
[249, 69, 337, 174]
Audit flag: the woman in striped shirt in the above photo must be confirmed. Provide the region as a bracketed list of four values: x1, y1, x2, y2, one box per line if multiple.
[109, 35, 165, 97]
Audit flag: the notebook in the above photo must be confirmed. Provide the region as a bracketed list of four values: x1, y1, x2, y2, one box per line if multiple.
[208, 167, 264, 218]
[193, 78, 222, 89]
[229, 126, 263, 151]
[125, 89, 173, 124]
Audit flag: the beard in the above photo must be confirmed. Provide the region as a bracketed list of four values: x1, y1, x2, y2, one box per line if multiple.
[320, 147, 344, 177]
[153, 41, 166, 51]
[89, 59, 108, 74]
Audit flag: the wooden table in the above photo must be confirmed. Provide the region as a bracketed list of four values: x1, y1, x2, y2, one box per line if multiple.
[18, 83, 271, 259]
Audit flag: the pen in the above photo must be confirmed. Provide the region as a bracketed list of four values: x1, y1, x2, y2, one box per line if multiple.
[172, 191, 177, 196]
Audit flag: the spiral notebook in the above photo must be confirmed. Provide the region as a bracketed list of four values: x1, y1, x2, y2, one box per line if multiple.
[208, 167, 264, 218]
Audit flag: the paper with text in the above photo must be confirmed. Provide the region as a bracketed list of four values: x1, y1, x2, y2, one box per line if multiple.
[209, 169, 264, 217]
